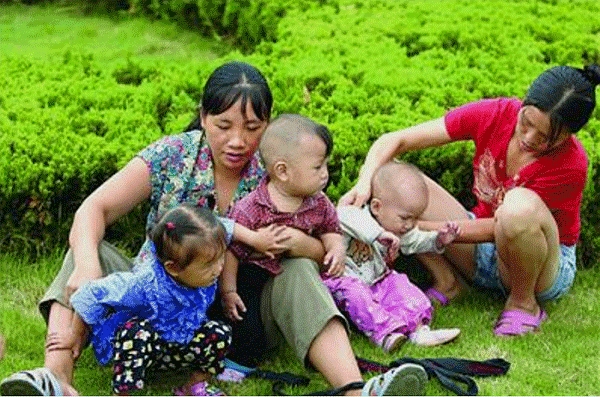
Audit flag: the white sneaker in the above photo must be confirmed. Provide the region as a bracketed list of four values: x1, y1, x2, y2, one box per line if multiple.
[361, 363, 428, 396]
[0, 368, 63, 396]
[409, 325, 460, 347]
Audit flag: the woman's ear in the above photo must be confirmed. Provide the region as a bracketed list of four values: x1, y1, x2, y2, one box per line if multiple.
[163, 260, 180, 277]
[370, 198, 382, 216]
[273, 160, 288, 181]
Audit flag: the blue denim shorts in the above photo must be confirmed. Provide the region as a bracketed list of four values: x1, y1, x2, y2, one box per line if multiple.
[469, 213, 577, 302]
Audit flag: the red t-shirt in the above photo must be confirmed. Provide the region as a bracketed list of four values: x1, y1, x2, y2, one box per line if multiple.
[445, 97, 588, 245]
[228, 176, 342, 275]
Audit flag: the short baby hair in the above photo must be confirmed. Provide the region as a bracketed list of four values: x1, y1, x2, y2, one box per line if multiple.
[259, 114, 333, 170]
[371, 160, 428, 204]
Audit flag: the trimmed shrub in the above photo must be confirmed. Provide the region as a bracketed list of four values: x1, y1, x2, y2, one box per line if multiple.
[247, 0, 600, 266]
[126, 0, 325, 51]
[0, 53, 212, 255]
[1, 0, 599, 266]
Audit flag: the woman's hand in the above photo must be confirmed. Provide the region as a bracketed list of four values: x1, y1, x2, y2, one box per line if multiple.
[278, 227, 325, 262]
[377, 231, 400, 265]
[251, 224, 291, 259]
[45, 314, 89, 359]
[221, 291, 246, 321]
[65, 263, 103, 303]
[65, 263, 102, 300]
[45, 330, 78, 352]
[338, 178, 372, 207]
[45, 327, 87, 359]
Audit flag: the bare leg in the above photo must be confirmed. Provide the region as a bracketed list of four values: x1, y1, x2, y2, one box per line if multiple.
[417, 174, 476, 298]
[307, 318, 363, 396]
[494, 188, 560, 316]
[416, 252, 464, 300]
[44, 303, 81, 396]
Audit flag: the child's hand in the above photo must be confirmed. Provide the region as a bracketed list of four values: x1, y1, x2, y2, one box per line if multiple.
[252, 224, 290, 259]
[377, 231, 400, 265]
[221, 291, 246, 321]
[324, 246, 346, 277]
[436, 222, 461, 249]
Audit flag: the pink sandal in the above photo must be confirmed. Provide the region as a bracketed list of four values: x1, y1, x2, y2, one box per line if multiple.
[494, 309, 547, 336]
[425, 288, 450, 306]
[173, 381, 226, 396]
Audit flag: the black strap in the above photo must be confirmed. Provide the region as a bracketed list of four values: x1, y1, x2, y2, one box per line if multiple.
[248, 368, 310, 386]
[356, 356, 510, 396]
[270, 375, 364, 396]
[247, 356, 510, 396]
[424, 357, 510, 376]
[301, 381, 365, 396]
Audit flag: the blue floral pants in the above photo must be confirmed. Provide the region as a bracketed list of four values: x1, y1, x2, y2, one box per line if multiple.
[112, 318, 231, 394]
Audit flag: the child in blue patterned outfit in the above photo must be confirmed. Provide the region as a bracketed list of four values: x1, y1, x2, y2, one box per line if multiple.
[52, 205, 232, 396]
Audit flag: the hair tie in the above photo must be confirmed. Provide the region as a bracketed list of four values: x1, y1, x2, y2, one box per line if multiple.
[166, 222, 175, 230]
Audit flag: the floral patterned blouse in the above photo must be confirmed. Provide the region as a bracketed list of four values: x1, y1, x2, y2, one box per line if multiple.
[131, 130, 265, 268]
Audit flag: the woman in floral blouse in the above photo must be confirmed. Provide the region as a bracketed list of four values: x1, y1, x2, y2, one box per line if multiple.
[0, 61, 421, 397]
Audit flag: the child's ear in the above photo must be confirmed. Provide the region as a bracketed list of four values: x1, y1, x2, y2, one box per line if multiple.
[273, 160, 288, 181]
[163, 260, 180, 277]
[370, 198, 381, 216]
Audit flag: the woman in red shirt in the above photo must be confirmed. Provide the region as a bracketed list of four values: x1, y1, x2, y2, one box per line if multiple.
[340, 64, 599, 336]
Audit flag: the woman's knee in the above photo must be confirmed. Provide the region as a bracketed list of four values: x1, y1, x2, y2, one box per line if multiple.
[496, 188, 547, 238]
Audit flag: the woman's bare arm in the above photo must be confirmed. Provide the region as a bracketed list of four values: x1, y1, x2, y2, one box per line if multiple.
[339, 117, 452, 207]
[418, 217, 495, 243]
[66, 157, 152, 298]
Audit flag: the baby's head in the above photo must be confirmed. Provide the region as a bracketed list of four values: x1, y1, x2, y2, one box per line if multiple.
[150, 204, 227, 288]
[259, 114, 333, 197]
[369, 161, 428, 235]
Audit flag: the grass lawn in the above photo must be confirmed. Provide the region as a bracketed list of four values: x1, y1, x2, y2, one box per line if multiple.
[0, 3, 227, 66]
[1, 248, 599, 395]
[1, 2, 599, 396]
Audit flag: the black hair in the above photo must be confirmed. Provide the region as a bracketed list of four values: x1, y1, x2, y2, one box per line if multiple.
[185, 61, 273, 131]
[150, 204, 226, 271]
[523, 64, 600, 144]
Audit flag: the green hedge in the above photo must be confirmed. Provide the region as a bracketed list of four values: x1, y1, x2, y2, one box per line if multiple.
[1, 0, 599, 266]
[0, 53, 210, 254]
[248, 0, 600, 265]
